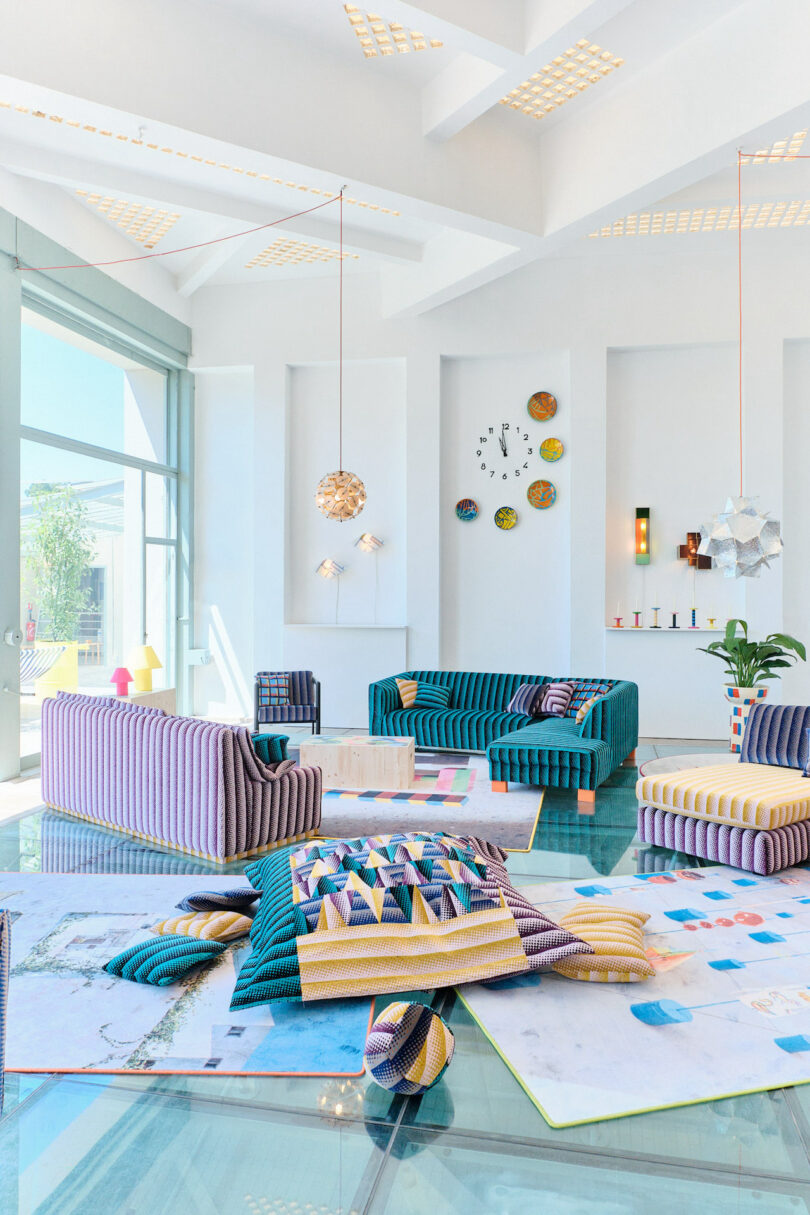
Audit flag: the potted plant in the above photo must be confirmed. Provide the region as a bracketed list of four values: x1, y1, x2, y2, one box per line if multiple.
[698, 619, 806, 752]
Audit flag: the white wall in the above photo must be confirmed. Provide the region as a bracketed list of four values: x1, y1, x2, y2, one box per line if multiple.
[190, 242, 810, 738]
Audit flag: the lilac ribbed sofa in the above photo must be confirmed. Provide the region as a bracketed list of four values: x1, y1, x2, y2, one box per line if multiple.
[41, 693, 322, 862]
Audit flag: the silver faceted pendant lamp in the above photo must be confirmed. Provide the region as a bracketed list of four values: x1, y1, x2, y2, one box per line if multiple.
[315, 188, 366, 522]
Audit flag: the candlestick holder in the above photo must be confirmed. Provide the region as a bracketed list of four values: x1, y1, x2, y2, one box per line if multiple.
[613, 617, 623, 629]
[669, 612, 680, 629]
[633, 611, 642, 629]
[707, 617, 717, 629]
[650, 607, 661, 629]
[689, 608, 698, 629]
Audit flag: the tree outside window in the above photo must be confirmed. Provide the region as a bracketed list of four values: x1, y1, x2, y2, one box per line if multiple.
[23, 484, 96, 642]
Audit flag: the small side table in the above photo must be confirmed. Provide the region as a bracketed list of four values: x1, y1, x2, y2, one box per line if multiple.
[120, 688, 177, 714]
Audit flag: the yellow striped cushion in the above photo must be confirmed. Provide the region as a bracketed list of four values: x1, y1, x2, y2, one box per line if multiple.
[395, 678, 418, 709]
[152, 910, 253, 942]
[553, 903, 654, 983]
[636, 764, 810, 830]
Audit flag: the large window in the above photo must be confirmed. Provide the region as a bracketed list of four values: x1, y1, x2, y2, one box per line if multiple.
[19, 311, 179, 760]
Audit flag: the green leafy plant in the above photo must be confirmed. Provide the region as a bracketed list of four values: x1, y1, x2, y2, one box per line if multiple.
[24, 484, 95, 642]
[698, 618, 806, 687]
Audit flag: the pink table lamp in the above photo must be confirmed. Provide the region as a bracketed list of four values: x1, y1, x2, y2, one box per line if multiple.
[111, 667, 133, 697]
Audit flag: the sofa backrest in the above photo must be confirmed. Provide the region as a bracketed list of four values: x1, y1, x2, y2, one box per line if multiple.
[256, 670, 314, 706]
[395, 672, 620, 713]
[741, 703, 810, 770]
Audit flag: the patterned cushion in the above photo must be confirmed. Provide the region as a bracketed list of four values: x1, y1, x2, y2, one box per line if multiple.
[152, 910, 253, 941]
[104, 935, 227, 985]
[413, 683, 452, 710]
[636, 763, 810, 830]
[176, 887, 259, 913]
[507, 683, 546, 717]
[552, 902, 654, 982]
[567, 681, 610, 719]
[364, 1001, 455, 1095]
[230, 831, 592, 1008]
[257, 674, 291, 707]
[251, 734, 289, 765]
[396, 678, 418, 708]
[0, 910, 8, 1115]
[575, 695, 602, 725]
[541, 682, 575, 717]
[637, 805, 810, 875]
[740, 704, 810, 770]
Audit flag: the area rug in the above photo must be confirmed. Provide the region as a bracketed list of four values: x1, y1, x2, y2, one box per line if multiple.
[319, 757, 542, 852]
[458, 864, 810, 1126]
[0, 873, 373, 1076]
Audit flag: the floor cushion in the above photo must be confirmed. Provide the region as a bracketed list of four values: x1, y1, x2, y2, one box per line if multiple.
[152, 910, 253, 941]
[638, 805, 810, 876]
[636, 763, 810, 830]
[230, 831, 593, 1008]
[552, 902, 654, 982]
[104, 935, 227, 985]
[176, 887, 259, 913]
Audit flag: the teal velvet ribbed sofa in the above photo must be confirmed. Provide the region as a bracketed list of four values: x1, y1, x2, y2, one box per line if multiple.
[368, 671, 638, 803]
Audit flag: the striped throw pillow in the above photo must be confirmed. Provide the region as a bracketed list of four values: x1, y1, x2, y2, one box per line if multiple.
[507, 683, 545, 717]
[413, 683, 452, 709]
[575, 695, 602, 725]
[152, 910, 253, 942]
[541, 682, 575, 717]
[567, 681, 610, 718]
[396, 678, 418, 708]
[104, 935, 227, 986]
[258, 674, 290, 707]
[552, 903, 654, 983]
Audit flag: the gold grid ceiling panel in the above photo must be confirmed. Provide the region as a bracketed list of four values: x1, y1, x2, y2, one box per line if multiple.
[589, 200, 810, 238]
[500, 40, 623, 119]
[740, 131, 808, 165]
[0, 101, 398, 215]
[75, 191, 180, 247]
[246, 237, 360, 269]
[344, 4, 442, 57]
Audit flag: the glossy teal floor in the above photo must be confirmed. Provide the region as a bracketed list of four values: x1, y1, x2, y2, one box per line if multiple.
[1, 741, 810, 1213]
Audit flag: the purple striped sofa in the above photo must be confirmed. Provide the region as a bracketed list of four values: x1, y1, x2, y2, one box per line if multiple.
[41, 693, 322, 863]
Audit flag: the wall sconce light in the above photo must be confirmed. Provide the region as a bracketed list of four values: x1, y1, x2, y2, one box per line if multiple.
[634, 508, 650, 564]
[355, 533, 383, 552]
[316, 559, 344, 579]
[677, 532, 712, 569]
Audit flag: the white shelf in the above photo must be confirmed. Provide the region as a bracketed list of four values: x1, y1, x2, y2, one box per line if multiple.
[606, 627, 723, 633]
[285, 623, 408, 630]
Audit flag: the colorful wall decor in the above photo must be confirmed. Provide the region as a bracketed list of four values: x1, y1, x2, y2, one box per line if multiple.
[526, 479, 556, 509]
[455, 498, 479, 521]
[527, 391, 557, 421]
[635, 508, 650, 564]
[540, 437, 564, 462]
[677, 531, 712, 569]
[494, 506, 518, 530]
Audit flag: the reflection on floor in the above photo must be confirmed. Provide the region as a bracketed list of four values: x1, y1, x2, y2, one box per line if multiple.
[2, 737, 810, 1213]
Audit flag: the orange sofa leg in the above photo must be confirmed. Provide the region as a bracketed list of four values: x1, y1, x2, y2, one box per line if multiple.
[492, 781, 508, 793]
[577, 789, 596, 804]
[624, 749, 637, 765]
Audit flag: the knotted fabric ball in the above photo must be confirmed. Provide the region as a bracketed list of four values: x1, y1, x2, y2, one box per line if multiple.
[364, 1001, 455, 1095]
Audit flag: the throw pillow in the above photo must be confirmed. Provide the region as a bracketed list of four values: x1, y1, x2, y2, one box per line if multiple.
[507, 683, 545, 718]
[552, 903, 654, 982]
[152, 910, 253, 942]
[257, 674, 290, 707]
[230, 831, 593, 1009]
[104, 935, 227, 986]
[575, 695, 602, 726]
[567, 681, 610, 719]
[541, 682, 575, 717]
[176, 887, 259, 913]
[364, 1001, 455, 1095]
[396, 678, 418, 708]
[413, 683, 452, 710]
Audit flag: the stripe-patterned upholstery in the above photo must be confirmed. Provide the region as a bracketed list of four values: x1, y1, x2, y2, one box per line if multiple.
[41, 693, 322, 862]
[369, 672, 638, 790]
[741, 704, 810, 769]
[636, 763, 810, 830]
[0, 909, 7, 1115]
[19, 646, 66, 685]
[256, 670, 317, 725]
[637, 805, 810, 875]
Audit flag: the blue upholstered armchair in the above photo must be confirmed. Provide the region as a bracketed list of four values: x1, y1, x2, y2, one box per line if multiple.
[254, 670, 321, 735]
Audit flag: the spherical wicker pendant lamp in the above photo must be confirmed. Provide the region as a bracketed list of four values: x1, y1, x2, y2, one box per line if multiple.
[315, 189, 366, 522]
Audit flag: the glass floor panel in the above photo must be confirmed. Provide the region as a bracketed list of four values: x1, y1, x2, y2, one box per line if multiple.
[1, 740, 809, 1212]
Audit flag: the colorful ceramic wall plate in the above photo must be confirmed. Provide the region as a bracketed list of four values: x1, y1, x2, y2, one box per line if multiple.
[455, 498, 479, 521]
[540, 438, 564, 462]
[527, 391, 557, 421]
[494, 506, 518, 530]
[527, 480, 557, 509]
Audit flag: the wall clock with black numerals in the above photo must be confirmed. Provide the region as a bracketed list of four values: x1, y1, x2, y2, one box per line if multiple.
[475, 421, 534, 481]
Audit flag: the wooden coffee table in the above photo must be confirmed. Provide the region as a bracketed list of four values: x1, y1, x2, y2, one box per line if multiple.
[299, 735, 415, 790]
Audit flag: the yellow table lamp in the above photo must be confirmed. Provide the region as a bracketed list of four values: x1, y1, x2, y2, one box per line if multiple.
[128, 645, 162, 692]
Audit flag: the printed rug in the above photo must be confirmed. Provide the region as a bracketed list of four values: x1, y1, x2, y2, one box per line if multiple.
[319, 757, 542, 852]
[458, 864, 810, 1126]
[0, 873, 373, 1076]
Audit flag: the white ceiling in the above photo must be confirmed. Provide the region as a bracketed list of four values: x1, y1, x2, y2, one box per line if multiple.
[0, 0, 807, 315]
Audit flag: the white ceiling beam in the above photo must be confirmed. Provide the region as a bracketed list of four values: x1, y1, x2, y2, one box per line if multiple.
[423, 0, 633, 141]
[0, 134, 424, 265]
[379, 229, 526, 318]
[380, 0, 525, 60]
[174, 229, 254, 297]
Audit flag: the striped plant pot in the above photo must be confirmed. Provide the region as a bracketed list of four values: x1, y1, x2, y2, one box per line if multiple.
[724, 685, 768, 753]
